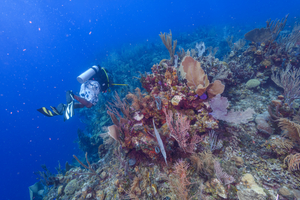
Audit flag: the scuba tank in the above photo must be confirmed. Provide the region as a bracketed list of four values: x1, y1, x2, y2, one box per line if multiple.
[77, 65, 100, 84]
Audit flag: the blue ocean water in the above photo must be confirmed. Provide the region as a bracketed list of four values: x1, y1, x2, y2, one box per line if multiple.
[0, 0, 299, 199]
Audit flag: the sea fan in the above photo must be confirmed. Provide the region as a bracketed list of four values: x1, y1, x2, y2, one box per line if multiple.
[210, 94, 255, 124]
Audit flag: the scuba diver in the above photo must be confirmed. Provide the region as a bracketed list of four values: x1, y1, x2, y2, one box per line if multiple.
[37, 65, 127, 121]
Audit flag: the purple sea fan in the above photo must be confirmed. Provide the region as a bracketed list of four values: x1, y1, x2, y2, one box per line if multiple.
[209, 94, 255, 124]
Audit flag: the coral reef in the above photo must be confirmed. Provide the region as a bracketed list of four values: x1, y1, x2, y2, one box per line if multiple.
[36, 15, 300, 200]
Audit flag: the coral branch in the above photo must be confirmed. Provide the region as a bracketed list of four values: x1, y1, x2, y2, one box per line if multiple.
[168, 159, 191, 200]
[271, 63, 300, 106]
[73, 152, 100, 178]
[107, 91, 131, 120]
[159, 30, 177, 65]
[163, 107, 200, 153]
[284, 153, 300, 171]
[214, 161, 235, 185]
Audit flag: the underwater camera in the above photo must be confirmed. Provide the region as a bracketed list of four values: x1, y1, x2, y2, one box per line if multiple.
[77, 65, 99, 84]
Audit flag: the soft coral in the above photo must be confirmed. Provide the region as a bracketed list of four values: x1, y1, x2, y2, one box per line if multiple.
[168, 159, 191, 200]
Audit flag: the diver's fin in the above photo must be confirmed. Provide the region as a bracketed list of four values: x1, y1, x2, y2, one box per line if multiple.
[50, 106, 61, 115]
[64, 94, 75, 121]
[55, 103, 65, 115]
[66, 90, 74, 104]
[37, 107, 60, 117]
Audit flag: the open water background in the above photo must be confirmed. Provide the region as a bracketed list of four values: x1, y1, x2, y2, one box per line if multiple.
[0, 0, 299, 199]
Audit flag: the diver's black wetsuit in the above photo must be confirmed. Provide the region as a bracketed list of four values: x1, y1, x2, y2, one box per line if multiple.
[91, 66, 112, 93]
